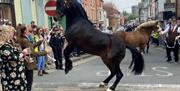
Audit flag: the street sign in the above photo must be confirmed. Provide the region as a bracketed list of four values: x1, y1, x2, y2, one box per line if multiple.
[45, 0, 57, 16]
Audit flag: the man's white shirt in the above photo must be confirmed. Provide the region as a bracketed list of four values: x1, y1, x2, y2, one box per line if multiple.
[161, 25, 180, 35]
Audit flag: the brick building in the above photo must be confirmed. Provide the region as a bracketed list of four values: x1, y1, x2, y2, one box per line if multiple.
[103, 3, 120, 28]
[82, 0, 103, 25]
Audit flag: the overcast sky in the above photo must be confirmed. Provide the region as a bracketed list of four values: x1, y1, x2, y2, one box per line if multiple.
[103, 0, 141, 13]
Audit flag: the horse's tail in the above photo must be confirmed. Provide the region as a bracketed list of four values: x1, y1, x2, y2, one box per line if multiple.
[126, 44, 144, 75]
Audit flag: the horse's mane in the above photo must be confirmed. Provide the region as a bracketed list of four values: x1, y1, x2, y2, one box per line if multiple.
[71, 0, 93, 24]
[71, 0, 88, 20]
[135, 21, 158, 31]
[56, 0, 93, 25]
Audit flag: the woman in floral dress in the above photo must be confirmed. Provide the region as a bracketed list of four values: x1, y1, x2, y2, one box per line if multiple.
[0, 25, 28, 91]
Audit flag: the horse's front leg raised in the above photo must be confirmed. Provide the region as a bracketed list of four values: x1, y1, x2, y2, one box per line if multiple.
[64, 44, 74, 74]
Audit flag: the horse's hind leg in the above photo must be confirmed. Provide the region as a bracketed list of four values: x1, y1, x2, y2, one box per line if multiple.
[99, 63, 115, 87]
[108, 64, 123, 91]
[64, 44, 74, 74]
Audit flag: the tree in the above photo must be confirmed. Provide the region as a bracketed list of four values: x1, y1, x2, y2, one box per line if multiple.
[122, 11, 137, 23]
[127, 14, 137, 21]
[122, 11, 129, 16]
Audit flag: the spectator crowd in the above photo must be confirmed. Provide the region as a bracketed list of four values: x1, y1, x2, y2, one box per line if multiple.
[0, 21, 84, 91]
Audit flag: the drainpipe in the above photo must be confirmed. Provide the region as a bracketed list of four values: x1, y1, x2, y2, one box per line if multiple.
[11, 0, 16, 27]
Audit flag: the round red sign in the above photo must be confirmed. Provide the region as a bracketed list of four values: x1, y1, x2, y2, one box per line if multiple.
[45, 0, 57, 16]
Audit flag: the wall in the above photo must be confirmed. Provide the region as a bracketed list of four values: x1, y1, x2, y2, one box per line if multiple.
[31, 0, 37, 24]
[158, 0, 166, 12]
[21, 0, 32, 24]
[14, 0, 23, 24]
[43, 0, 49, 28]
[36, 0, 45, 27]
[176, 0, 180, 19]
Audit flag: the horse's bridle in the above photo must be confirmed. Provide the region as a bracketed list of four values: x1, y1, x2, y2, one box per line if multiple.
[54, 10, 65, 22]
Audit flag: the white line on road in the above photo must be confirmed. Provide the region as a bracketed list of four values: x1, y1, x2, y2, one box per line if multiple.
[152, 67, 173, 77]
[78, 83, 180, 88]
[31, 82, 180, 88]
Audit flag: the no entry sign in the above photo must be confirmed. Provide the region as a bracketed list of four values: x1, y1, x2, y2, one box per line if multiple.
[45, 0, 57, 16]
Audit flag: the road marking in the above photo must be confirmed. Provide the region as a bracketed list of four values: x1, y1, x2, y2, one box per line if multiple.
[96, 66, 174, 77]
[73, 56, 98, 66]
[96, 71, 154, 77]
[140, 72, 152, 77]
[152, 67, 173, 77]
[31, 82, 180, 88]
[96, 71, 109, 76]
[78, 83, 180, 88]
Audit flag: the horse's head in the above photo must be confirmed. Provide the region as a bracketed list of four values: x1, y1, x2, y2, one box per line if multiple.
[54, 0, 73, 21]
[137, 20, 160, 32]
[55, 0, 88, 23]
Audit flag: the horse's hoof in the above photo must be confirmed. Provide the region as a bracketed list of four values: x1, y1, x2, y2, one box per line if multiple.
[106, 88, 114, 91]
[64, 68, 71, 74]
[69, 66, 73, 70]
[99, 82, 108, 88]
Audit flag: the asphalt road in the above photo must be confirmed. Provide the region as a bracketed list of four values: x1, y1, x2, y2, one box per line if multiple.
[32, 46, 180, 91]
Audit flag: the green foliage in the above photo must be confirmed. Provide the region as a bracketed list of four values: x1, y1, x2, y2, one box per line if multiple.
[127, 14, 137, 20]
[122, 11, 138, 22]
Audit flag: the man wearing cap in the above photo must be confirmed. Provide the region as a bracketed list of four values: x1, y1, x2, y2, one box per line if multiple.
[159, 17, 180, 63]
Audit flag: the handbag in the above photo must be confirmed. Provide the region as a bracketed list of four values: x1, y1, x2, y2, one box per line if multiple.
[24, 55, 36, 70]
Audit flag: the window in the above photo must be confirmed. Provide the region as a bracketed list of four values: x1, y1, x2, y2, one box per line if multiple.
[171, 0, 175, 3]
[0, 4, 12, 22]
[0, 0, 12, 4]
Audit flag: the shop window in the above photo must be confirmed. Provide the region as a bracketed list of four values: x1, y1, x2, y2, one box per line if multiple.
[0, 0, 11, 4]
[0, 4, 12, 23]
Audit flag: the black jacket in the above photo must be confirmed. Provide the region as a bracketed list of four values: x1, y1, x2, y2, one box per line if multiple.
[49, 34, 64, 48]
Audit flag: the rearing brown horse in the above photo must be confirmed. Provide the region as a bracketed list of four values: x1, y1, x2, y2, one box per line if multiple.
[54, 0, 144, 91]
[113, 21, 160, 53]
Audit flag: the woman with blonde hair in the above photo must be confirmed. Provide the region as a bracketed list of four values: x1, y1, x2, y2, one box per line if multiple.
[0, 25, 29, 91]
